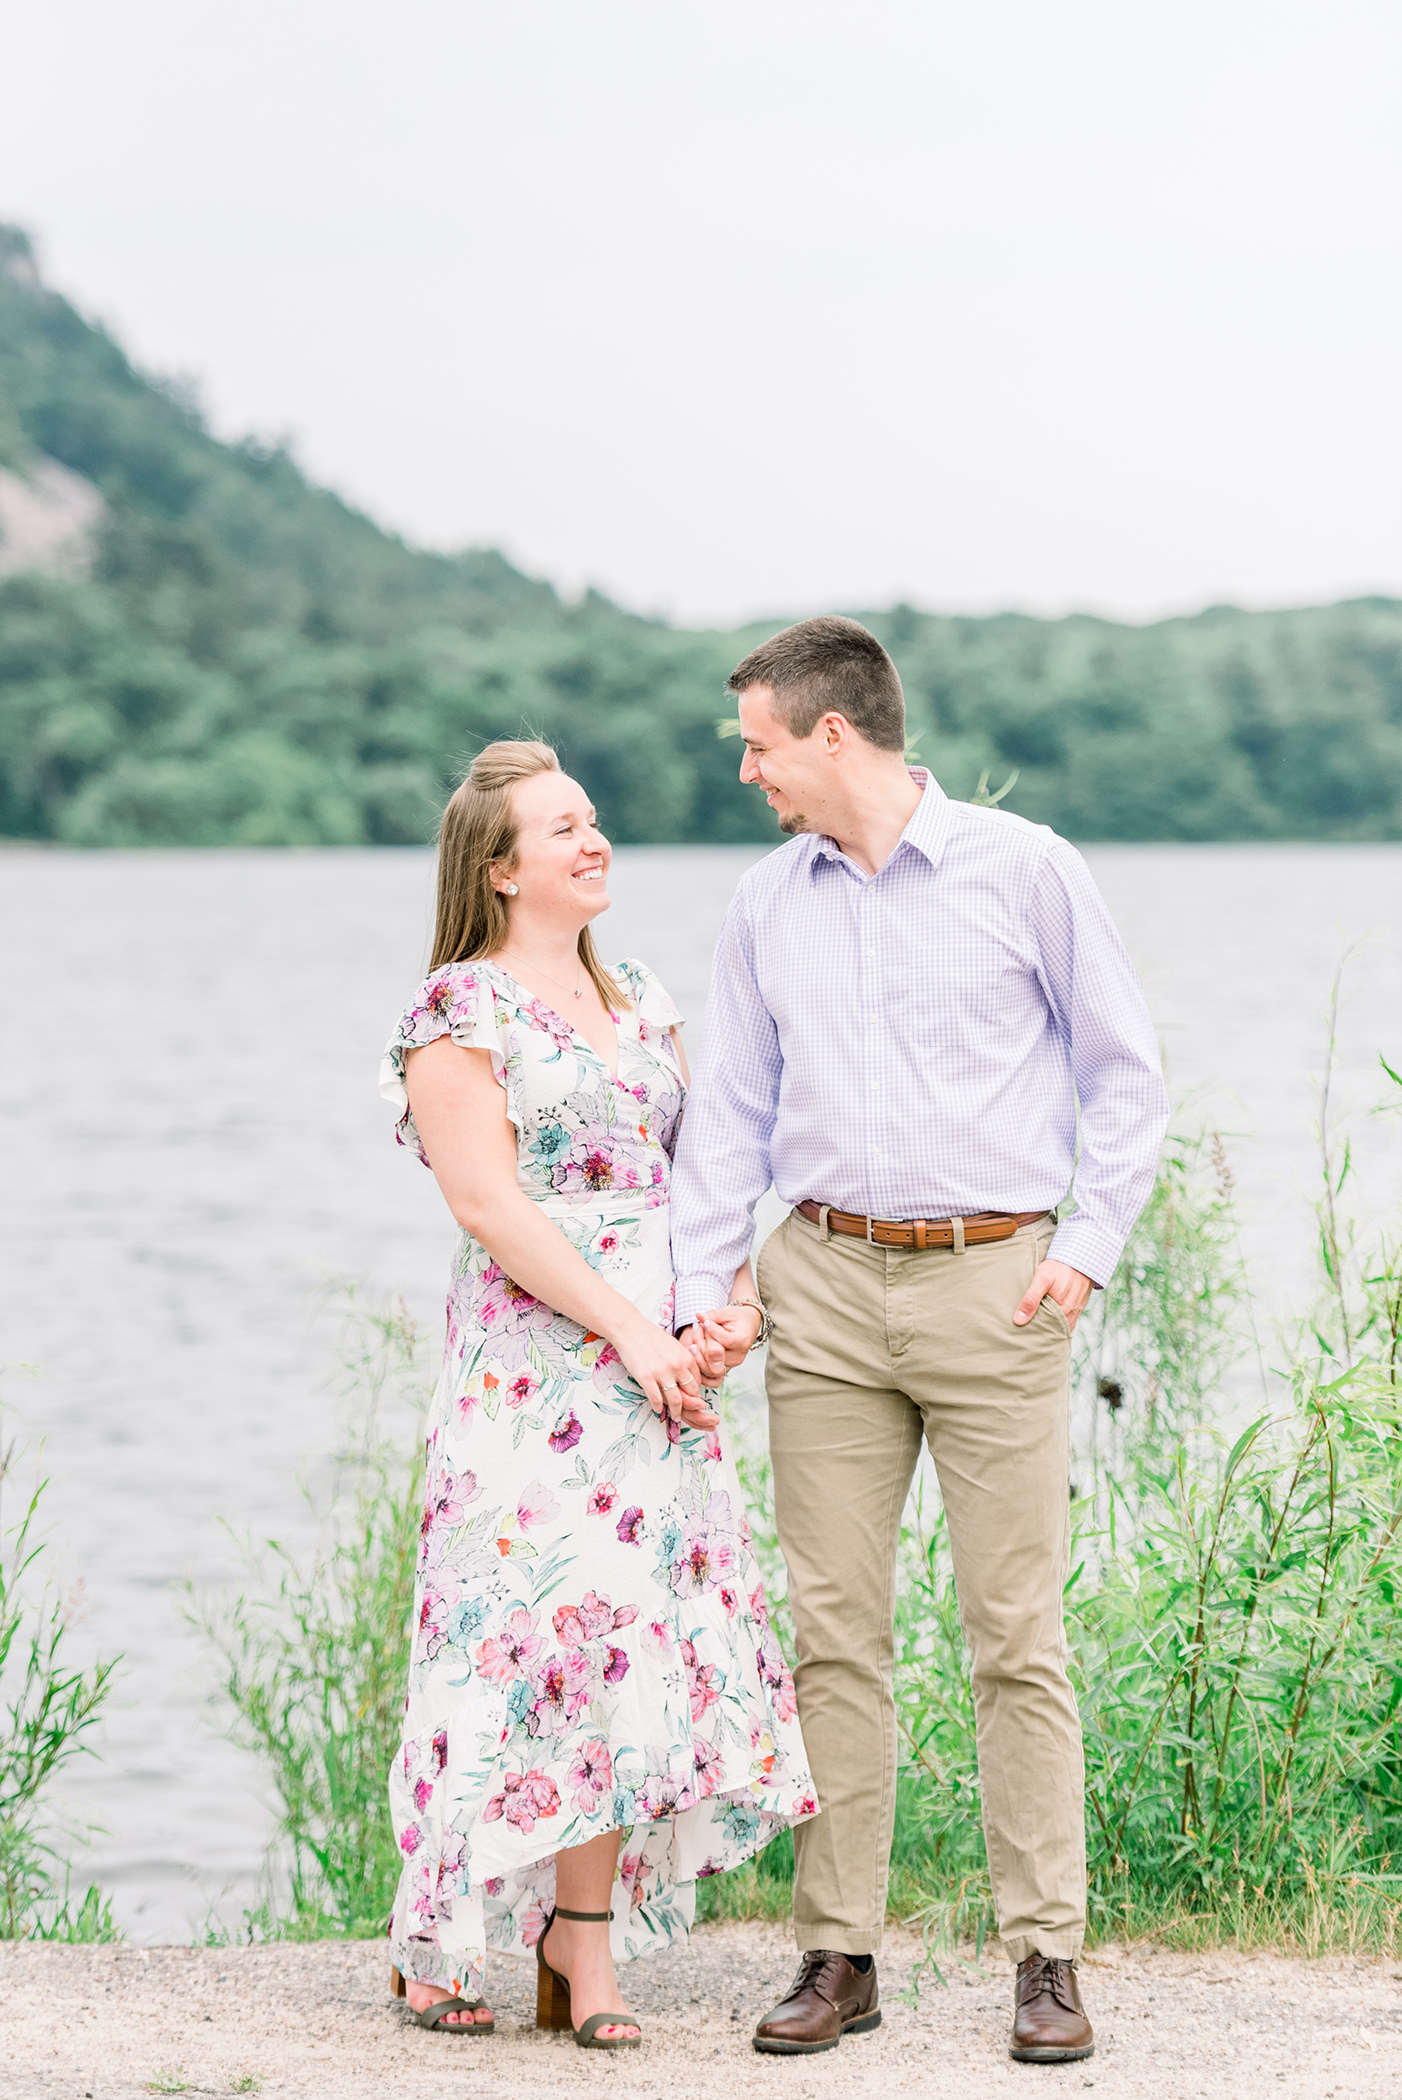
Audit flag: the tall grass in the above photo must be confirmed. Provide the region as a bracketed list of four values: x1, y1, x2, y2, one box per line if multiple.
[0, 1414, 119, 1940]
[194, 1295, 424, 1939]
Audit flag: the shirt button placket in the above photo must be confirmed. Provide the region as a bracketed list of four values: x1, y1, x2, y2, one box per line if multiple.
[862, 880, 880, 1213]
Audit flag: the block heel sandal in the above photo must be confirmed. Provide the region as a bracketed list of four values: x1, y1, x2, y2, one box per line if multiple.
[535, 1907, 642, 2050]
[390, 1964, 495, 2034]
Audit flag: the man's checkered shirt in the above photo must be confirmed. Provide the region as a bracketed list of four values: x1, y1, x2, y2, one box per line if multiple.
[670, 771, 1169, 1325]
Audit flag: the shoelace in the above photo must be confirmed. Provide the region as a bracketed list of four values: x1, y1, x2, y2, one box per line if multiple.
[780, 1950, 843, 2006]
[1018, 1957, 1078, 2014]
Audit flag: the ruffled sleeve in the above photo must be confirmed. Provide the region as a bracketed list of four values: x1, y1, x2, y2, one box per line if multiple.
[614, 958, 683, 1040]
[378, 961, 518, 1166]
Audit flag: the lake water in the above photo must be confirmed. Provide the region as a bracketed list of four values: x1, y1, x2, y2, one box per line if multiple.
[2, 842, 1400, 1941]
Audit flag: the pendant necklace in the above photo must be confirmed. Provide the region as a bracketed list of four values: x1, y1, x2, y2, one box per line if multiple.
[501, 950, 584, 999]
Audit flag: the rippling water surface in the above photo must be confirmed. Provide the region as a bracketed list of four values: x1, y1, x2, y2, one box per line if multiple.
[1, 842, 1399, 1939]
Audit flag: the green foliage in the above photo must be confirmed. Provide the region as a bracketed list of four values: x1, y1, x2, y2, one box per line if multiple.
[0, 1418, 119, 1940]
[1071, 1369, 1402, 1941]
[869, 600, 1402, 842]
[1074, 1132, 1250, 1496]
[1308, 956, 1402, 1375]
[4, 226, 1402, 846]
[0, 229, 773, 849]
[194, 1294, 427, 1939]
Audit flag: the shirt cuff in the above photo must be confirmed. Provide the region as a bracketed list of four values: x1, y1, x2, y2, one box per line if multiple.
[673, 1274, 731, 1331]
[1046, 1218, 1122, 1292]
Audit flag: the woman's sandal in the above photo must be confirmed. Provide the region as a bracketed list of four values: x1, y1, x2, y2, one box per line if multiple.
[390, 1964, 495, 2035]
[535, 1907, 642, 2050]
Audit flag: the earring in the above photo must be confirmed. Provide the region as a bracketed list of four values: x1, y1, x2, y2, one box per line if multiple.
[501, 883, 519, 896]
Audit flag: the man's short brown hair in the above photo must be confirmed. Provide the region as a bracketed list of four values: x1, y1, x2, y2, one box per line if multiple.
[728, 615, 905, 751]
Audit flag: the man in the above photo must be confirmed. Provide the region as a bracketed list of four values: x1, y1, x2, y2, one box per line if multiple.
[671, 616, 1167, 2064]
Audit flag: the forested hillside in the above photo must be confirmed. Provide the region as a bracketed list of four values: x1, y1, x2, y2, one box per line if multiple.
[2, 223, 1401, 847]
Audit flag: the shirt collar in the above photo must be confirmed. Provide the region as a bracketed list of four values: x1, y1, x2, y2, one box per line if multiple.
[808, 768, 952, 876]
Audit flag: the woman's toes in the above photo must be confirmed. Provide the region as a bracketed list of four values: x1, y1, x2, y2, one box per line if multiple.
[403, 1984, 492, 2027]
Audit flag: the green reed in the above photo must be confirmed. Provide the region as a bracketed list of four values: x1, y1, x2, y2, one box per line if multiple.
[194, 1293, 425, 1939]
[0, 1416, 119, 1940]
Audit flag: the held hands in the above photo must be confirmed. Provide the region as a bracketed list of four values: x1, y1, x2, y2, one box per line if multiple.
[1013, 1259, 1093, 1333]
[681, 1303, 763, 1376]
[678, 1323, 726, 1389]
[613, 1314, 720, 1433]
[675, 1304, 763, 1403]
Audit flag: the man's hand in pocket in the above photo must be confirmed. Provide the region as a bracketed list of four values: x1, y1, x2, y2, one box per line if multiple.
[1014, 1260, 1093, 1333]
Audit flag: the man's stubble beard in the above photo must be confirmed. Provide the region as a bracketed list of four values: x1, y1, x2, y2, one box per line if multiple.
[777, 812, 812, 836]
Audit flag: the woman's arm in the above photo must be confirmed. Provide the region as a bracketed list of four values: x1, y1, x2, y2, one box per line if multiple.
[407, 1035, 716, 1428]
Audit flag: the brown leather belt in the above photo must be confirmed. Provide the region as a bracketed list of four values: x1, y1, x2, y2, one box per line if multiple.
[795, 1199, 1049, 1251]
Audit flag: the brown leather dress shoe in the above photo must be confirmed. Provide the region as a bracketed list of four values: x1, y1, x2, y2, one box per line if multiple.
[1009, 1954, 1094, 2062]
[752, 1950, 881, 2055]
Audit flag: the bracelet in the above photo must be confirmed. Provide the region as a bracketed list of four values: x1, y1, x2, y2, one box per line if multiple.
[728, 1297, 772, 1350]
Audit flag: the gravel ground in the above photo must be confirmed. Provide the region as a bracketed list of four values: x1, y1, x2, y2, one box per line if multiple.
[3, 1924, 1401, 2100]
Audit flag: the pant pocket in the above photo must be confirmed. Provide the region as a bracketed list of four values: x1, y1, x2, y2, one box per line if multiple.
[754, 1211, 790, 1303]
[1038, 1291, 1073, 1339]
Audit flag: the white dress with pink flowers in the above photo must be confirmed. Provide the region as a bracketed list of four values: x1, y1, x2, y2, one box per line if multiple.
[378, 956, 815, 1997]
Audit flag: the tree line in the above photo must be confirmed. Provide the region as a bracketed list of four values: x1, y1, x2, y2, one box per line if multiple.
[3, 224, 1400, 848]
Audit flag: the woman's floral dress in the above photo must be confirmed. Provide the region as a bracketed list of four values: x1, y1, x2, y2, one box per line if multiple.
[378, 956, 815, 1996]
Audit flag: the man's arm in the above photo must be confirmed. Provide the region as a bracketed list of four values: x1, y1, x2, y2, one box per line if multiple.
[1028, 837, 1170, 1291]
[670, 888, 782, 1330]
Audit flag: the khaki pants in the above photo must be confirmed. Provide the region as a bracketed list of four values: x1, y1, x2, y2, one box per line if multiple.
[756, 1207, 1085, 1964]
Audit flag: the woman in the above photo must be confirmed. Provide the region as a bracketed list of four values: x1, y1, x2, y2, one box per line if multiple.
[379, 741, 815, 2048]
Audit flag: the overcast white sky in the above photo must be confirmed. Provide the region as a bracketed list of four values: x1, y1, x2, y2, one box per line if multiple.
[2, 1, 1399, 627]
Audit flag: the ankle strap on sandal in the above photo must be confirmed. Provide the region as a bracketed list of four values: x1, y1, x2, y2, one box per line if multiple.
[553, 1907, 614, 1922]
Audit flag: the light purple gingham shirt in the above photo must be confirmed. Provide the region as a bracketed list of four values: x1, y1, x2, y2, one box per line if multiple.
[670, 770, 1168, 1323]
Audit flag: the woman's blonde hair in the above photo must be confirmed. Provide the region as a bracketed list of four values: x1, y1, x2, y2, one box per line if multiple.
[429, 740, 629, 1007]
